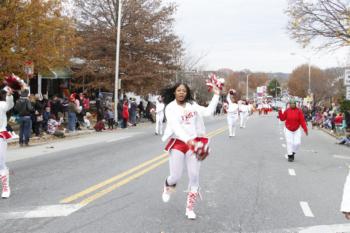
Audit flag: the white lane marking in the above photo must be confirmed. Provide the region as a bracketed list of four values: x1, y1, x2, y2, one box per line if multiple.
[282, 144, 286, 148]
[284, 154, 288, 159]
[106, 136, 132, 143]
[288, 169, 296, 176]
[280, 137, 284, 140]
[0, 204, 82, 219]
[257, 223, 350, 233]
[333, 155, 350, 160]
[300, 202, 314, 217]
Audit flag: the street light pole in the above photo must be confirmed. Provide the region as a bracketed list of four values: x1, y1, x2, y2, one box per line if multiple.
[246, 74, 250, 100]
[114, 0, 122, 122]
[308, 59, 311, 94]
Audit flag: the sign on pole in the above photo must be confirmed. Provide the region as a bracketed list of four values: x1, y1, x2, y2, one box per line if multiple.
[346, 86, 350, 100]
[24, 61, 34, 76]
[344, 69, 350, 86]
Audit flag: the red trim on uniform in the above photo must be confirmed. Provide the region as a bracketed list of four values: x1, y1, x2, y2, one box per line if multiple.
[0, 131, 12, 139]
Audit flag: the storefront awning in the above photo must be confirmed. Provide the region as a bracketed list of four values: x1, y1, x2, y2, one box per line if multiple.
[40, 68, 73, 79]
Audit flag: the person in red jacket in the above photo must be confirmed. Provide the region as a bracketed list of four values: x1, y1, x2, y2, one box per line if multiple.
[278, 99, 308, 162]
[122, 100, 129, 128]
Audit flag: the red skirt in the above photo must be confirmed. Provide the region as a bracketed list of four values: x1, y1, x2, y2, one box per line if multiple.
[165, 137, 209, 154]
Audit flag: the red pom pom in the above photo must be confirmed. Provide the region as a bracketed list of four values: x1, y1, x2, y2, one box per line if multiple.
[4, 74, 25, 91]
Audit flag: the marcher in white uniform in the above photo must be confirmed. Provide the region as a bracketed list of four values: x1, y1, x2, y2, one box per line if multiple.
[0, 88, 14, 198]
[226, 89, 239, 137]
[239, 100, 249, 128]
[341, 170, 350, 220]
[155, 96, 165, 135]
[161, 83, 220, 220]
[248, 102, 254, 116]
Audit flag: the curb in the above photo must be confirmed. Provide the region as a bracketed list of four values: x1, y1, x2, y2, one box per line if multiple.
[7, 120, 153, 148]
[319, 127, 337, 138]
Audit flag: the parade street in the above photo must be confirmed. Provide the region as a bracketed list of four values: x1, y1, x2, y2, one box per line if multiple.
[0, 113, 349, 233]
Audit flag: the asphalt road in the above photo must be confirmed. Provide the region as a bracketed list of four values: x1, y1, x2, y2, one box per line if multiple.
[1, 113, 349, 233]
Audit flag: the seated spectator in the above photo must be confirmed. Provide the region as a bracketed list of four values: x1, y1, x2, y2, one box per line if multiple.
[47, 115, 65, 138]
[94, 120, 106, 132]
[84, 112, 92, 129]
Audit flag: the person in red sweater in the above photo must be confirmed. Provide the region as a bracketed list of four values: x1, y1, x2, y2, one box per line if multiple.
[278, 99, 308, 162]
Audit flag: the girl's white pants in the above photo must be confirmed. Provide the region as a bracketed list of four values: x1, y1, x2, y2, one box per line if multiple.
[156, 115, 164, 135]
[240, 113, 248, 128]
[227, 115, 238, 136]
[284, 127, 301, 155]
[0, 138, 8, 173]
[166, 149, 201, 192]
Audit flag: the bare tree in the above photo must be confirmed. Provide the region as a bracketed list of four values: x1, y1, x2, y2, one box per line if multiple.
[286, 0, 350, 49]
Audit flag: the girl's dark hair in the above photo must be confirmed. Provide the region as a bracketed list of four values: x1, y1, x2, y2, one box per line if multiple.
[0, 90, 7, 101]
[161, 83, 194, 105]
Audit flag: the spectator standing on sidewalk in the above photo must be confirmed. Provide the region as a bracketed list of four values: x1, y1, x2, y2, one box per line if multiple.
[33, 94, 45, 136]
[122, 99, 129, 128]
[42, 106, 51, 132]
[67, 96, 79, 133]
[14, 89, 33, 146]
[129, 98, 138, 126]
[105, 108, 115, 129]
[0, 88, 14, 198]
[96, 93, 104, 121]
[138, 100, 145, 119]
[117, 99, 123, 128]
[51, 95, 63, 119]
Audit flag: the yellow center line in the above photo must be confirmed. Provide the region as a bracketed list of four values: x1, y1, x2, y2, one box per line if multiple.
[78, 157, 169, 206]
[61, 126, 227, 204]
[60, 153, 167, 204]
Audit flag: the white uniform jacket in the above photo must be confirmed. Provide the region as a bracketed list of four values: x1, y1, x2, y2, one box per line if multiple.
[161, 94, 219, 143]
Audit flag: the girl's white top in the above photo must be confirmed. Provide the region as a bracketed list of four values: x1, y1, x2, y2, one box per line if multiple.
[341, 170, 350, 212]
[226, 94, 239, 115]
[155, 99, 165, 116]
[162, 94, 219, 143]
[0, 95, 14, 131]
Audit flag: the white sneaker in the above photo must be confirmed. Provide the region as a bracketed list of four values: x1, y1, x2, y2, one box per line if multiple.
[162, 185, 175, 203]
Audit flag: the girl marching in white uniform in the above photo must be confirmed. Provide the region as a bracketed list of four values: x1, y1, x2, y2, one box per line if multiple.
[0, 88, 14, 198]
[155, 96, 165, 135]
[161, 82, 220, 220]
[239, 100, 249, 128]
[226, 89, 239, 137]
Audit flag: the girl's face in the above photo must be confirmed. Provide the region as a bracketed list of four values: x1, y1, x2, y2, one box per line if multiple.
[175, 84, 187, 103]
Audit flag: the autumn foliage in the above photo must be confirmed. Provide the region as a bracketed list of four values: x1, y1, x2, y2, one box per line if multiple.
[0, 0, 79, 78]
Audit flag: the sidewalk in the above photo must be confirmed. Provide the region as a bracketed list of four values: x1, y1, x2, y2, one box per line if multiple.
[7, 120, 152, 148]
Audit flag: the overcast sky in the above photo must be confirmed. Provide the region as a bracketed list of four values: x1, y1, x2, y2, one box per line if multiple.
[172, 0, 349, 73]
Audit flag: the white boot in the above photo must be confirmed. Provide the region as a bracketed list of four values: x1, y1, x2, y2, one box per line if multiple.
[162, 180, 175, 203]
[0, 169, 10, 198]
[185, 191, 198, 219]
